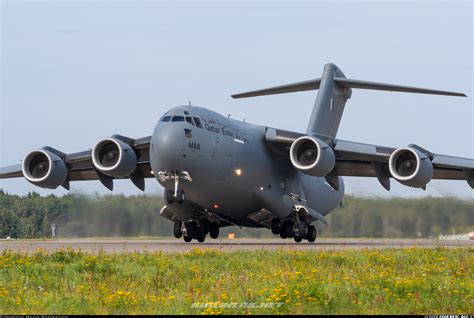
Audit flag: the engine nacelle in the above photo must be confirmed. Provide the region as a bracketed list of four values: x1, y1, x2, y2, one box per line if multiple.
[389, 147, 433, 188]
[92, 137, 137, 178]
[22, 149, 68, 189]
[289, 136, 336, 176]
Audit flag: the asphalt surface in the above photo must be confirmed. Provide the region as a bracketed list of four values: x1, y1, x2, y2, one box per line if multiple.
[0, 238, 472, 253]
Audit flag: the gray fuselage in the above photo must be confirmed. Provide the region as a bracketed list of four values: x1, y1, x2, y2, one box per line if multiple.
[149, 105, 344, 226]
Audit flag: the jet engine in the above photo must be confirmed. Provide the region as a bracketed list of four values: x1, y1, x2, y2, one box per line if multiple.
[289, 136, 336, 176]
[22, 149, 68, 189]
[389, 147, 433, 188]
[92, 137, 137, 178]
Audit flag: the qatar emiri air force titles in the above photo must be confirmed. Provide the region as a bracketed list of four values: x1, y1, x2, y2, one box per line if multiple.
[1, 63, 472, 243]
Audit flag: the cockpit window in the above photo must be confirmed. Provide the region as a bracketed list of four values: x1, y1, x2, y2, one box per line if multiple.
[161, 116, 171, 122]
[193, 117, 203, 128]
[171, 116, 185, 122]
[185, 116, 195, 126]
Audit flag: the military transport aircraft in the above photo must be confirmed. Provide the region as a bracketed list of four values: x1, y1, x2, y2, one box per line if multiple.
[1, 63, 472, 242]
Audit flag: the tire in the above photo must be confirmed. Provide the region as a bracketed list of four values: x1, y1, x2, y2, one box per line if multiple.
[196, 230, 206, 243]
[200, 218, 211, 235]
[173, 221, 182, 238]
[280, 231, 287, 239]
[271, 218, 280, 235]
[209, 222, 219, 239]
[307, 225, 317, 243]
[183, 235, 192, 242]
[282, 220, 294, 238]
[294, 235, 303, 243]
[300, 224, 308, 240]
[166, 190, 175, 204]
[176, 190, 185, 204]
[185, 220, 198, 238]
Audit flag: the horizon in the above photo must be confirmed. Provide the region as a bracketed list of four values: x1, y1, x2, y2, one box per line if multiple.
[1, 187, 472, 202]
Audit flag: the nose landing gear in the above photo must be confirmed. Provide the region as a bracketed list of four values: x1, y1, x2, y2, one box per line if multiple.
[166, 189, 185, 204]
[161, 171, 191, 204]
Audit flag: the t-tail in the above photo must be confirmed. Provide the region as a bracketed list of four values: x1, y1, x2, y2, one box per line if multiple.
[232, 63, 466, 139]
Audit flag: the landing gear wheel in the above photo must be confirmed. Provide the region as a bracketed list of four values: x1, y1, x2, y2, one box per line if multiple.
[282, 220, 294, 238]
[209, 222, 219, 239]
[294, 235, 303, 243]
[200, 218, 211, 235]
[176, 190, 185, 204]
[195, 229, 206, 243]
[307, 225, 317, 243]
[185, 221, 198, 238]
[183, 235, 192, 242]
[173, 221, 182, 238]
[300, 224, 308, 240]
[271, 218, 280, 235]
[166, 190, 175, 204]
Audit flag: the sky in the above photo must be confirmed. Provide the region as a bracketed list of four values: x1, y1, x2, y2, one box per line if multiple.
[0, 0, 472, 199]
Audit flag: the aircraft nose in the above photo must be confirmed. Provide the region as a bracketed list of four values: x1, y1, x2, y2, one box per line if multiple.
[150, 122, 185, 173]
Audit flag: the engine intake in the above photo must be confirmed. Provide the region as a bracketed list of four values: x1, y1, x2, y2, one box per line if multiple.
[289, 136, 336, 176]
[92, 137, 137, 178]
[22, 149, 68, 189]
[389, 147, 433, 188]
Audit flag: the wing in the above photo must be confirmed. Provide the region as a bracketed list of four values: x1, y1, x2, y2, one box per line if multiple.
[265, 127, 474, 190]
[0, 135, 153, 191]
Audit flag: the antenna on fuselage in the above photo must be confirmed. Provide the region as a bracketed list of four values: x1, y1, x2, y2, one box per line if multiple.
[188, 101, 191, 106]
[227, 114, 231, 119]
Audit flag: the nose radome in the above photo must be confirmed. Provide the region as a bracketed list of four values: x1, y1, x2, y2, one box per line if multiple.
[150, 122, 184, 173]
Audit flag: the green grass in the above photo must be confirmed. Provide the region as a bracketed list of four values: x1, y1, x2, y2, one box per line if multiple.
[0, 248, 472, 314]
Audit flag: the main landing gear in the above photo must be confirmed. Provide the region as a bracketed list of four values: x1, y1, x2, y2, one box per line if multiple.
[271, 217, 317, 243]
[173, 219, 220, 243]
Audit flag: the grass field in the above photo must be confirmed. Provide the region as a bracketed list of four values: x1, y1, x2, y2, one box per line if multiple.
[0, 247, 472, 314]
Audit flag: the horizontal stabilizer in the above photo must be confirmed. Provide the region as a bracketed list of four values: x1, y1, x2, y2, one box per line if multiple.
[232, 79, 321, 98]
[334, 78, 467, 97]
[232, 77, 467, 98]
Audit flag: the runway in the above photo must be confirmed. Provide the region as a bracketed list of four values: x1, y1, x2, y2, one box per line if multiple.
[0, 238, 472, 253]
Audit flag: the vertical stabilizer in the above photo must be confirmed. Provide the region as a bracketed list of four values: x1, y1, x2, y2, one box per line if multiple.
[232, 63, 465, 138]
[306, 63, 351, 139]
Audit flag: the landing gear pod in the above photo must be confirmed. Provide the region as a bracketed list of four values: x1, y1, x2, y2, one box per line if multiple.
[290, 136, 336, 176]
[22, 149, 68, 189]
[389, 147, 433, 188]
[92, 137, 137, 178]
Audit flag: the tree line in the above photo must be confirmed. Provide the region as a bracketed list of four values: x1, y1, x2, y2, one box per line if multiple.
[0, 189, 472, 239]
